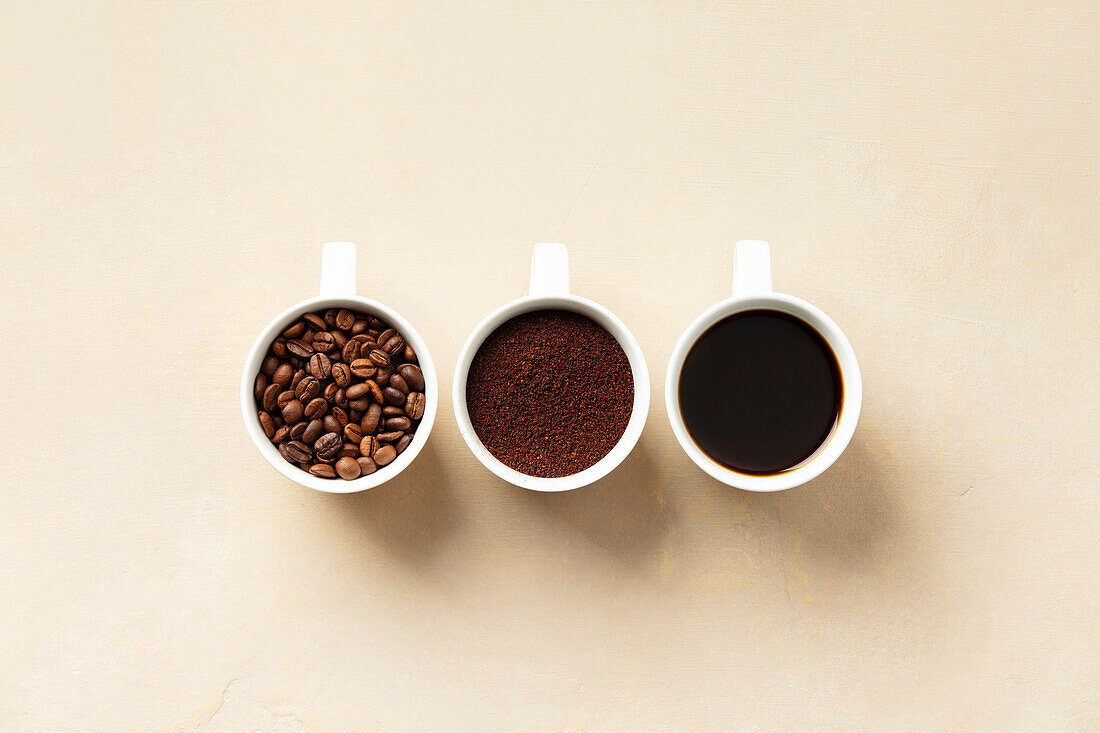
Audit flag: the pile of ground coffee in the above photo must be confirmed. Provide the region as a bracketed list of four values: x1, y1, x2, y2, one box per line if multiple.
[465, 310, 634, 478]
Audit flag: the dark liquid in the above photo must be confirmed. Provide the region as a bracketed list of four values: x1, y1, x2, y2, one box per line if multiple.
[678, 310, 842, 474]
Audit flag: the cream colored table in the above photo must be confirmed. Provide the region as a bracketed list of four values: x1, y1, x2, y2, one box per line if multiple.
[2, 2, 1097, 730]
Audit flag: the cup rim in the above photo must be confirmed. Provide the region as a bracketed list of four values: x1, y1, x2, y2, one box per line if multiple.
[240, 294, 438, 493]
[665, 292, 861, 492]
[452, 294, 650, 492]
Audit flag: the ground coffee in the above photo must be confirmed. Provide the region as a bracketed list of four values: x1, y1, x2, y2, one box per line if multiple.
[254, 308, 426, 480]
[465, 310, 633, 478]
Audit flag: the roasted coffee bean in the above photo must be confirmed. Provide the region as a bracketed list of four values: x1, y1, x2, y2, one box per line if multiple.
[396, 434, 413, 453]
[348, 398, 371, 411]
[303, 313, 326, 331]
[323, 382, 340, 402]
[346, 383, 371, 400]
[272, 338, 288, 358]
[338, 443, 360, 459]
[349, 409, 363, 423]
[374, 444, 397, 466]
[403, 344, 417, 363]
[307, 353, 332, 380]
[377, 328, 396, 345]
[285, 440, 311, 463]
[273, 363, 293, 387]
[368, 316, 386, 330]
[309, 463, 336, 479]
[388, 374, 409, 394]
[376, 429, 403, 442]
[335, 308, 355, 331]
[315, 433, 341, 460]
[344, 424, 364, 444]
[331, 362, 351, 388]
[282, 399, 304, 424]
[361, 380, 381, 404]
[332, 331, 348, 349]
[374, 364, 393, 387]
[262, 383, 282, 412]
[324, 309, 339, 328]
[368, 349, 390, 367]
[351, 319, 367, 335]
[272, 425, 290, 444]
[286, 339, 314, 358]
[361, 404, 382, 434]
[283, 321, 306, 339]
[278, 442, 293, 462]
[333, 388, 347, 406]
[397, 364, 425, 391]
[303, 419, 324, 445]
[290, 421, 307, 440]
[254, 373, 268, 401]
[261, 355, 280, 377]
[312, 331, 335, 352]
[322, 414, 341, 435]
[383, 335, 405, 355]
[258, 411, 276, 438]
[291, 369, 306, 388]
[277, 390, 295, 409]
[405, 392, 425, 420]
[349, 358, 375, 378]
[382, 405, 405, 417]
[386, 416, 412, 431]
[359, 435, 379, 456]
[357, 456, 378, 475]
[304, 397, 328, 420]
[335, 456, 361, 479]
[331, 406, 349, 427]
[383, 387, 406, 406]
[295, 376, 321, 402]
[342, 340, 362, 364]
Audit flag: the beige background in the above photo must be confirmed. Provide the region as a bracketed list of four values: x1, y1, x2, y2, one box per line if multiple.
[2, 1, 1098, 730]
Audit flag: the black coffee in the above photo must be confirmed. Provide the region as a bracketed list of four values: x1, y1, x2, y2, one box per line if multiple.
[678, 310, 842, 474]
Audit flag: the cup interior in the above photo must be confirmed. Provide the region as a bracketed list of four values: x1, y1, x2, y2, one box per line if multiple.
[665, 293, 861, 492]
[453, 294, 650, 492]
[241, 295, 437, 493]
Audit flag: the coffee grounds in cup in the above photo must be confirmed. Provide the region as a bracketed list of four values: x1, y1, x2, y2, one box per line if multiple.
[465, 310, 633, 478]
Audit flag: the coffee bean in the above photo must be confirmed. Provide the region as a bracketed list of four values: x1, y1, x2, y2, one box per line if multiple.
[262, 383, 282, 412]
[324, 309, 339, 328]
[386, 416, 411, 431]
[349, 408, 363, 422]
[349, 358, 376, 378]
[403, 344, 417, 363]
[357, 456, 378, 475]
[323, 382, 339, 402]
[254, 373, 268, 401]
[389, 374, 409, 394]
[359, 435, 379, 456]
[374, 444, 397, 466]
[295, 376, 320, 402]
[405, 392, 425, 420]
[377, 328, 396, 345]
[331, 363, 351, 388]
[303, 419, 323, 444]
[307, 353, 332, 380]
[348, 398, 371, 411]
[338, 443, 360, 459]
[383, 387, 405, 406]
[367, 316, 386, 330]
[309, 463, 336, 479]
[277, 390, 295, 409]
[273, 363, 293, 387]
[361, 404, 382, 434]
[271, 424, 290, 443]
[281, 399, 304, 424]
[272, 338, 288, 358]
[383, 335, 405, 355]
[290, 421, 307, 441]
[397, 364, 425, 391]
[331, 406, 349, 427]
[376, 431, 403, 443]
[335, 308, 355, 331]
[332, 331, 348, 349]
[382, 405, 405, 417]
[303, 313, 326, 331]
[304, 397, 328, 420]
[312, 331, 335, 352]
[285, 440, 311, 463]
[344, 424, 363, 444]
[342, 340, 362, 364]
[291, 369, 306, 388]
[261, 355, 280, 377]
[286, 339, 314, 358]
[396, 433, 413, 453]
[283, 321, 306, 338]
[315, 432, 341, 460]
[278, 442, 293, 462]
[258, 411, 276, 438]
[322, 414, 341, 435]
[375, 364, 394, 387]
[368, 349, 390, 367]
[352, 319, 367, 335]
[335, 456, 361, 479]
[346, 383, 371, 400]
[333, 388, 347, 406]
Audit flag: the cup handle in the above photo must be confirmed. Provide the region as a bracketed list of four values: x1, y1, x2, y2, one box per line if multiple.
[320, 241, 357, 297]
[733, 240, 772, 296]
[529, 242, 570, 297]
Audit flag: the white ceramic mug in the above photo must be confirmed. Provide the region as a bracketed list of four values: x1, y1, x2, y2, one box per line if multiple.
[665, 240, 861, 492]
[240, 242, 438, 493]
[452, 243, 650, 492]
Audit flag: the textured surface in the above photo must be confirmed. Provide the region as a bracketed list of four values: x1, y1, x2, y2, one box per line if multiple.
[1, 1, 1097, 730]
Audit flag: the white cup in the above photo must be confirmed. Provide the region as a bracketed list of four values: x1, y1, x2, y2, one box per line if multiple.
[452, 243, 650, 492]
[240, 242, 438, 493]
[665, 241, 862, 492]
